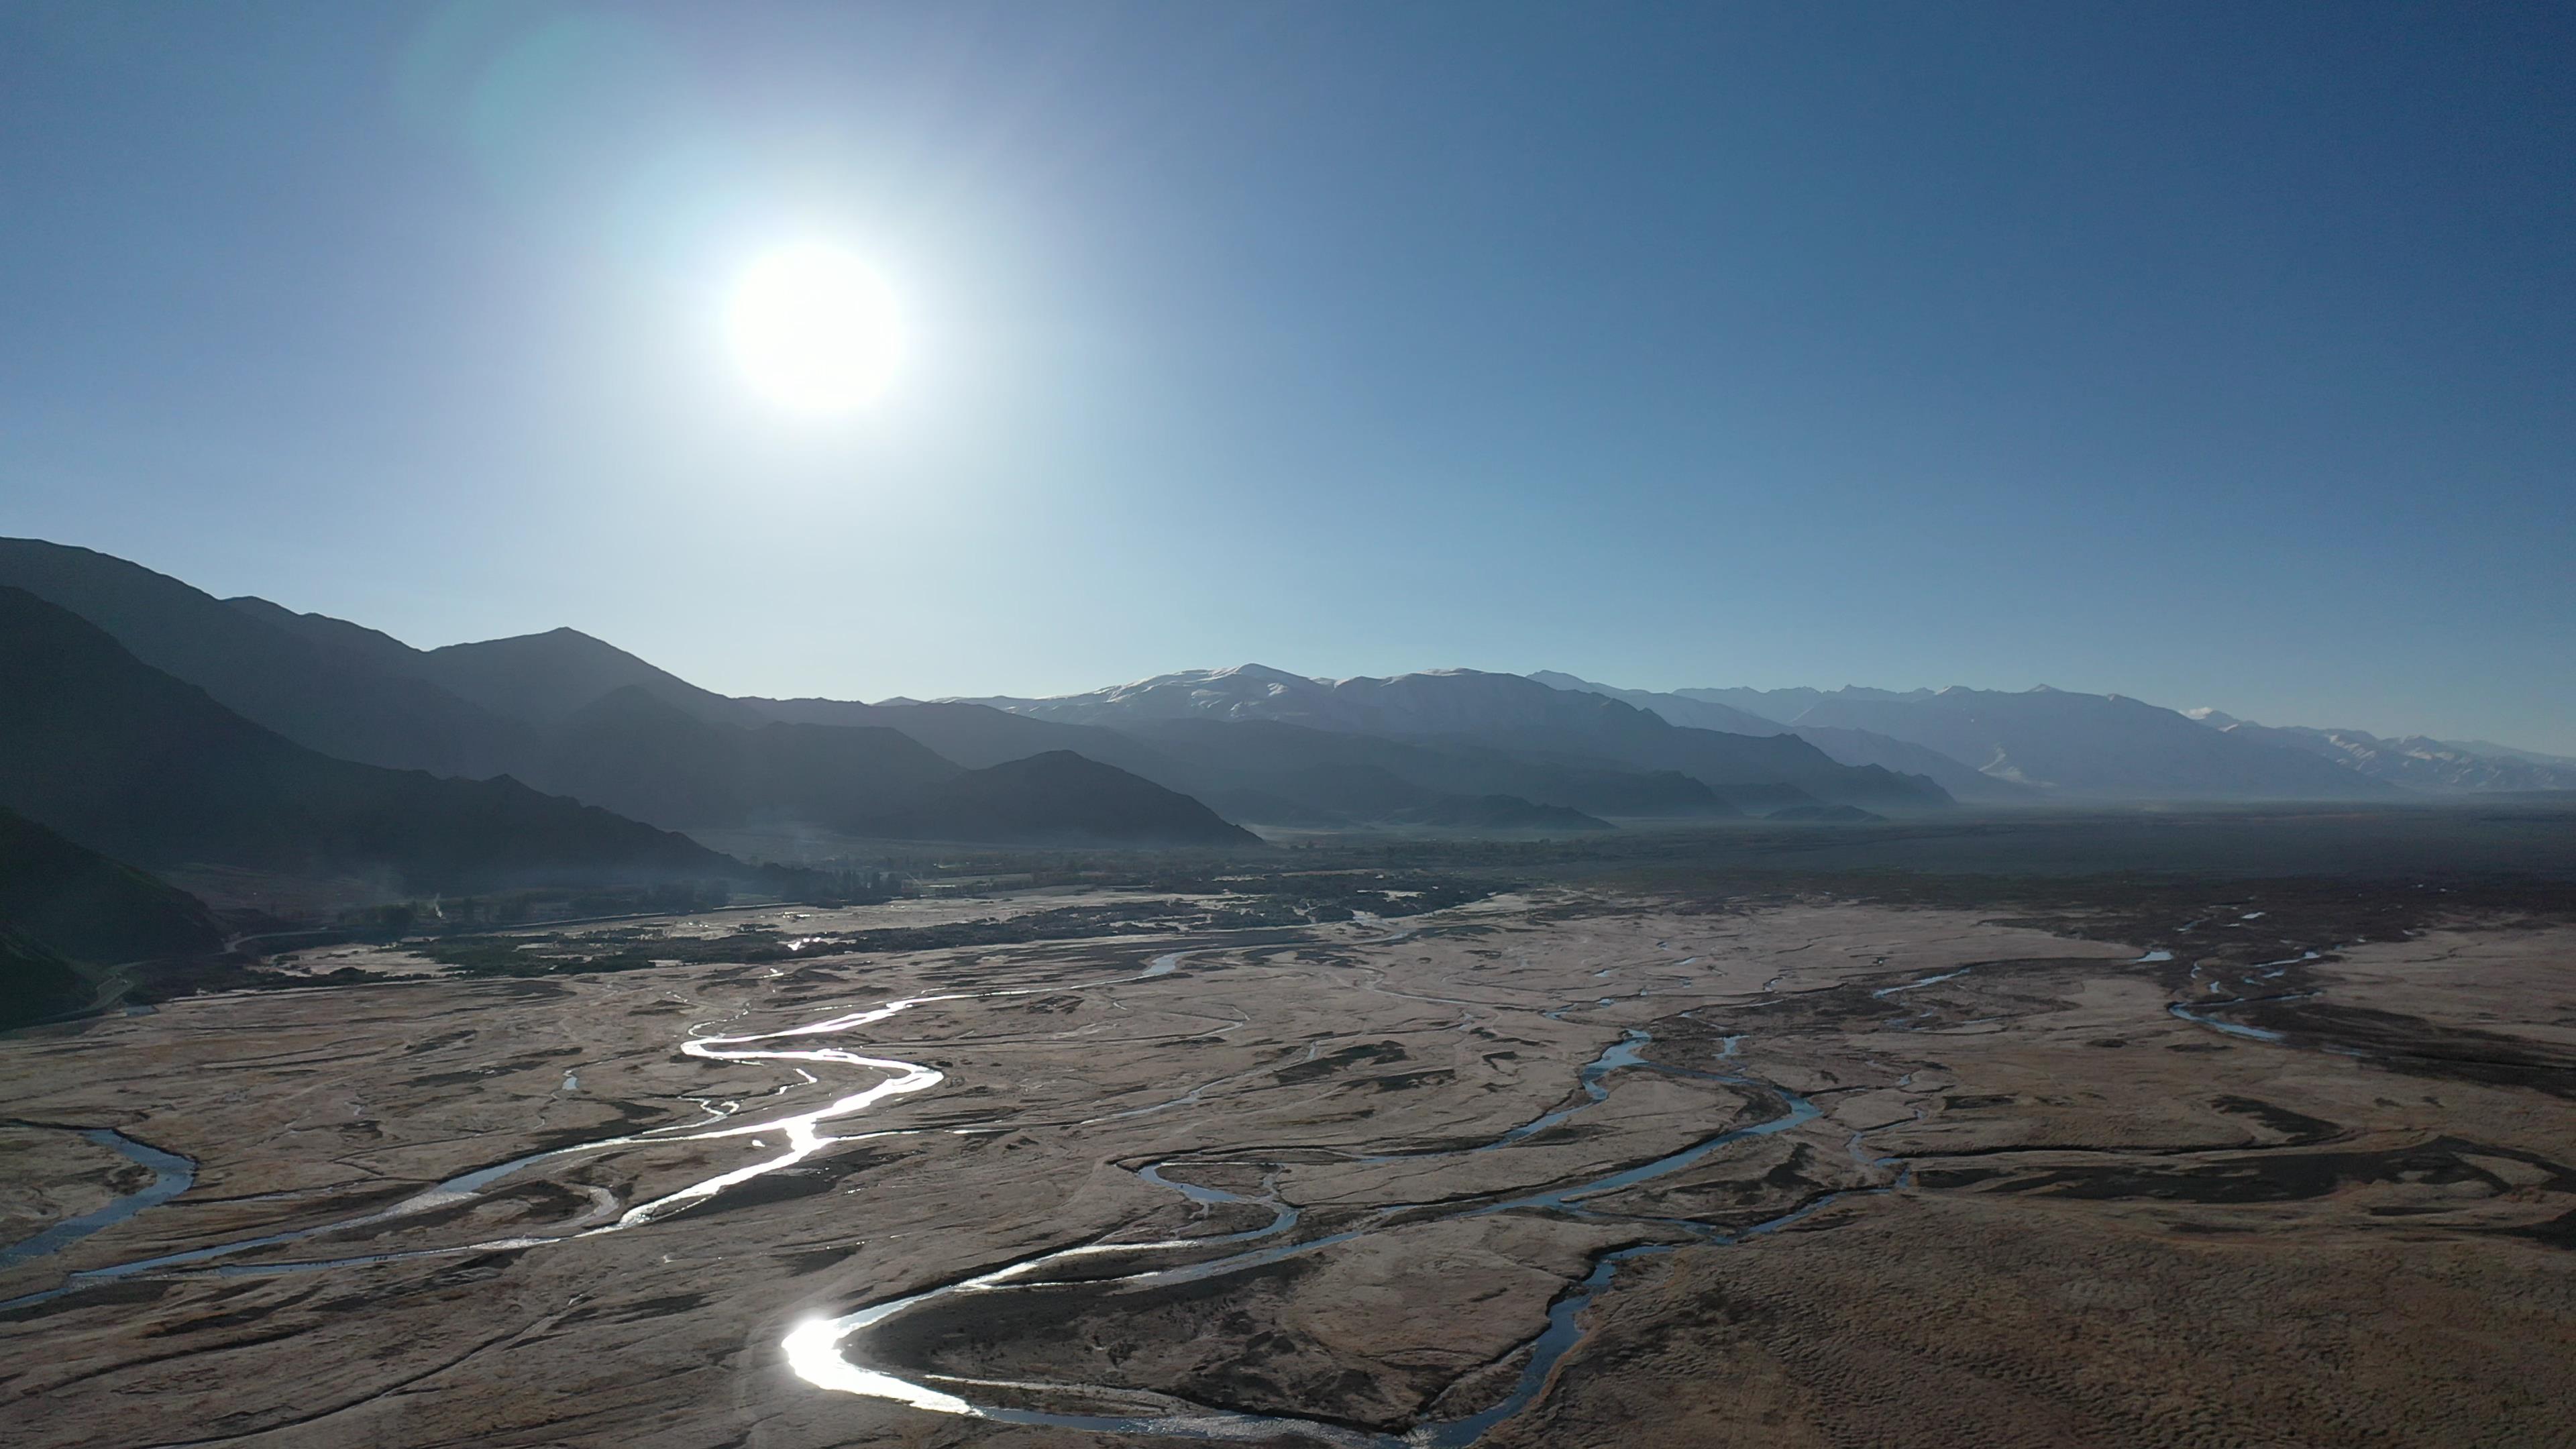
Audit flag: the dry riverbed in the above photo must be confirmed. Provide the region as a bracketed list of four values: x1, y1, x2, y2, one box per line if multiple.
[1, 890, 2569, 1447]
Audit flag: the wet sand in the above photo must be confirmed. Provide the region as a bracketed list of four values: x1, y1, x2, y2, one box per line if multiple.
[1, 891, 2569, 1446]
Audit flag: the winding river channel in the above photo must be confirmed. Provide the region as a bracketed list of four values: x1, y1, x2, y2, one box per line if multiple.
[2, 939, 1923, 1445]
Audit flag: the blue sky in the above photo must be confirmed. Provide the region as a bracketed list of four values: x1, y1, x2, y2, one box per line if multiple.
[4, 2, 2571, 750]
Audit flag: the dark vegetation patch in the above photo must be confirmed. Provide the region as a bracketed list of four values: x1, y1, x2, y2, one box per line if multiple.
[0, 1278, 172, 1322]
[140, 1283, 329, 1337]
[868, 1256, 1413, 1432]
[2209, 1095, 2343, 1142]
[2235, 1000, 2576, 1099]
[416, 1250, 526, 1292]
[1917, 1137, 2576, 1207]
[1276, 1041, 1410, 1084]
[661, 1145, 908, 1220]
[398, 1069, 492, 1090]
[552, 1292, 709, 1328]
[771, 1246, 859, 1275]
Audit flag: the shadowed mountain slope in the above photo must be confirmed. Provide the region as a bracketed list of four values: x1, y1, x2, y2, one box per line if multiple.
[0, 587, 735, 891]
[403, 628, 763, 727]
[847, 752, 1260, 846]
[1764, 724, 2039, 804]
[533, 687, 960, 831]
[0, 542, 1255, 845]
[1107, 717, 1729, 824]
[0, 538, 539, 779]
[0, 931, 87, 1030]
[529, 690, 1250, 845]
[0, 806, 228, 1026]
[0, 806, 226, 967]
[743, 696, 1171, 773]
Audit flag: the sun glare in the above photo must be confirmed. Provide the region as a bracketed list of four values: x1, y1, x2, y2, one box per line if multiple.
[724, 244, 902, 413]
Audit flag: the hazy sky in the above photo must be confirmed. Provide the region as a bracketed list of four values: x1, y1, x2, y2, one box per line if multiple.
[5, 3, 2571, 750]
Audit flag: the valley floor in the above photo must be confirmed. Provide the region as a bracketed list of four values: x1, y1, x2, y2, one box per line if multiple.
[1, 890, 2571, 1447]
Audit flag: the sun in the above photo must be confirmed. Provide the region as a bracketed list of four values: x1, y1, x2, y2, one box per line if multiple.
[724, 244, 903, 413]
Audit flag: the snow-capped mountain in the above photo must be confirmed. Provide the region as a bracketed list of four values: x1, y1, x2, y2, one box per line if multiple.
[2188, 715, 2576, 793]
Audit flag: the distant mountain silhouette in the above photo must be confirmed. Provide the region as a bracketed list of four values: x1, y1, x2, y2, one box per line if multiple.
[1674, 685, 1937, 724]
[2439, 739, 2576, 769]
[527, 689, 1249, 844]
[966, 665, 1951, 812]
[0, 541, 1252, 846]
[29, 537, 2548, 823]
[1110, 718, 1731, 822]
[1531, 672, 2035, 802]
[0, 587, 735, 891]
[847, 752, 1260, 846]
[2192, 716, 2576, 794]
[1686, 683, 2568, 798]
[744, 695, 1171, 772]
[1526, 672, 1782, 734]
[747, 702, 1706, 828]
[0, 539, 539, 778]
[1766, 804, 1886, 823]
[1788, 686, 2392, 800]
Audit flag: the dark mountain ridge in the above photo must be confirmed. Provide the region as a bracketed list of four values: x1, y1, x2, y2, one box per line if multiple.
[0, 587, 735, 892]
[0, 541, 1252, 847]
[0, 539, 539, 779]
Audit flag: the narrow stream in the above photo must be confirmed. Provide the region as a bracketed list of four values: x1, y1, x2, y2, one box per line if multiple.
[781, 1020, 1870, 1446]
[0, 1127, 195, 1269]
[2166, 949, 2327, 1042]
[0, 951, 1191, 1309]
[1, 939, 1903, 1448]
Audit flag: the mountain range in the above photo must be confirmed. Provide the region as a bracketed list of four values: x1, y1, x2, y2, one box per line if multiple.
[0, 541, 1256, 853]
[0, 585, 734, 890]
[2182, 712, 2576, 794]
[957, 665, 1951, 814]
[0, 541, 1949, 859]
[2, 537, 2562, 926]
[1540, 677, 2568, 799]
